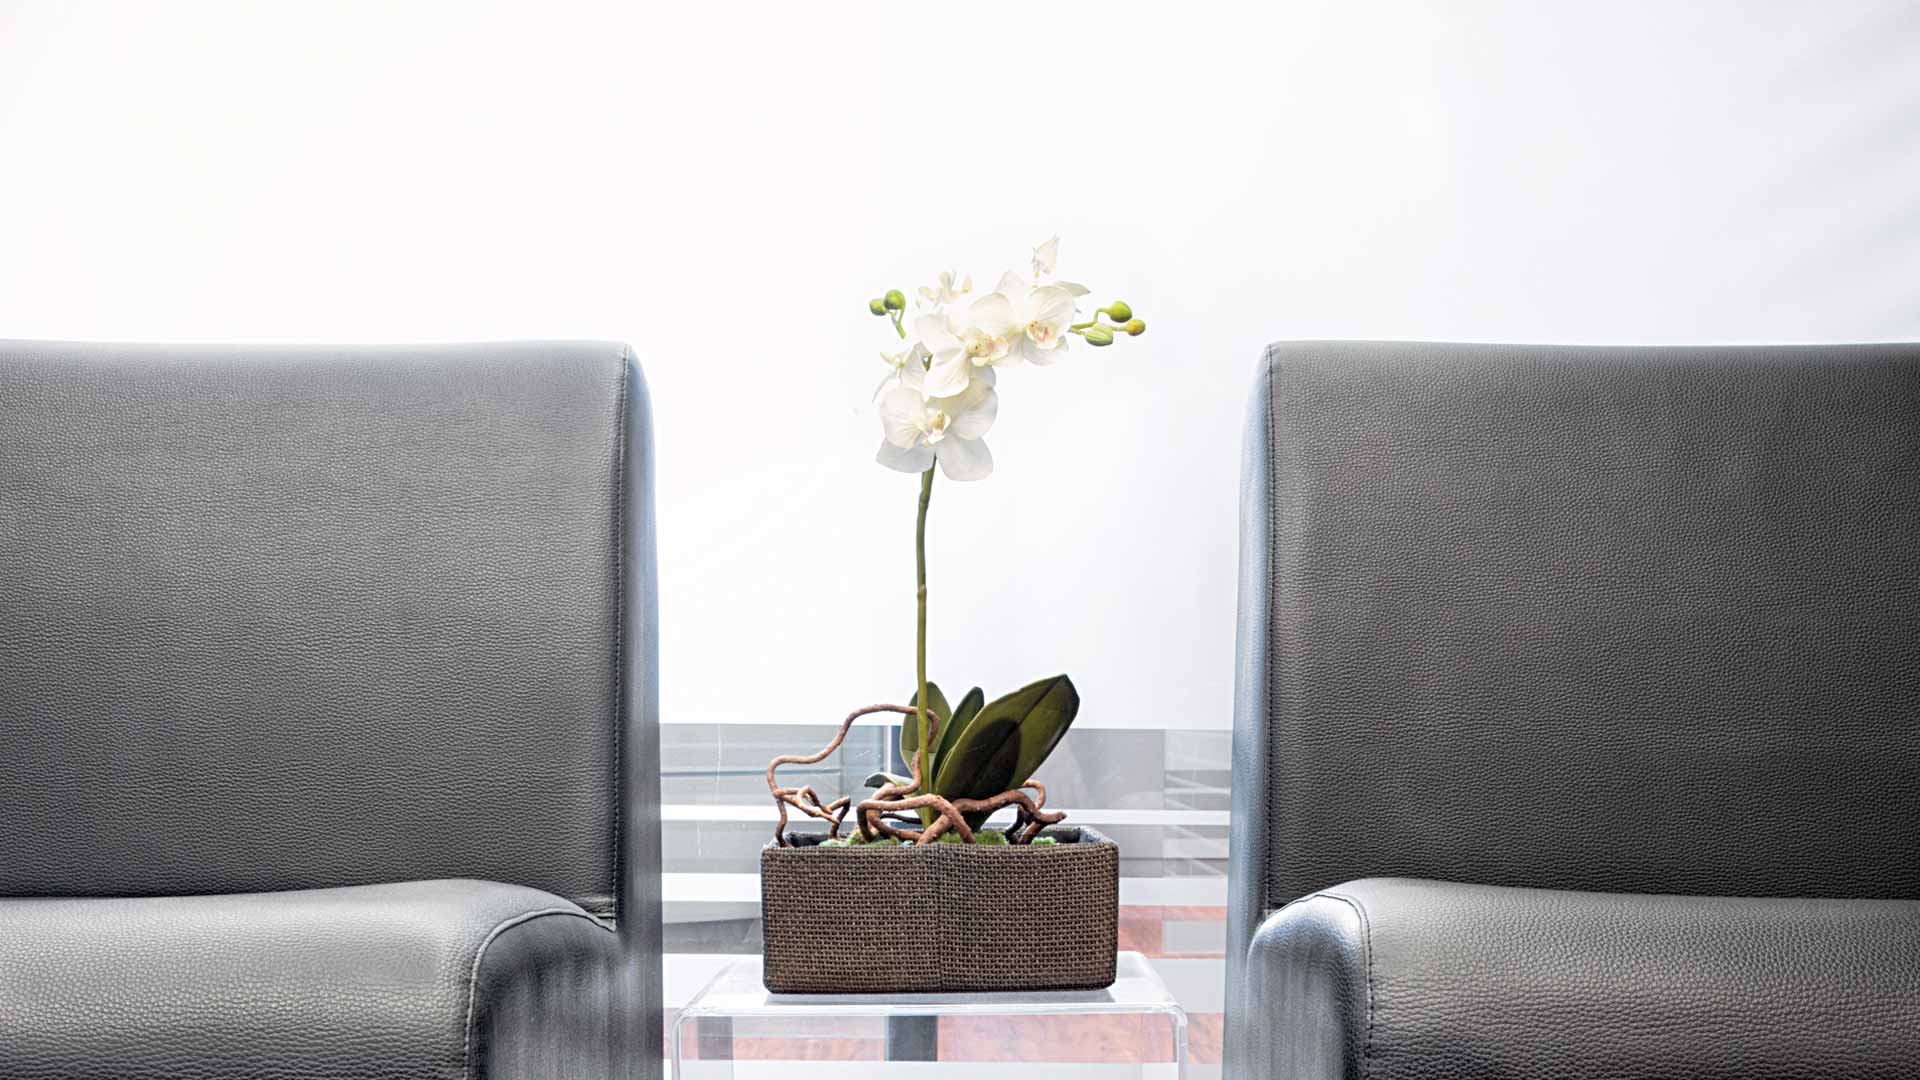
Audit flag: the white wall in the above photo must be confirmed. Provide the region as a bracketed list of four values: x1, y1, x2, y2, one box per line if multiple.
[3, 0, 1917, 736]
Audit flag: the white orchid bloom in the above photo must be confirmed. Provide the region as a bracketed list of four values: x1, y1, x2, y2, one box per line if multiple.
[1032, 236, 1060, 278]
[918, 270, 973, 309]
[915, 306, 1012, 399]
[873, 341, 928, 399]
[875, 366, 997, 481]
[970, 278, 1078, 367]
[1030, 235, 1089, 296]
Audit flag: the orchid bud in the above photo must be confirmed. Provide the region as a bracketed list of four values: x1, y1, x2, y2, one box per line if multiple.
[1125, 318, 1146, 336]
[869, 298, 888, 316]
[884, 289, 907, 311]
[1106, 300, 1133, 322]
[1085, 324, 1116, 346]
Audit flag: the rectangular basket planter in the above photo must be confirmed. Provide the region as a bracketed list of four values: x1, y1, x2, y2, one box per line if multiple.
[760, 825, 1119, 994]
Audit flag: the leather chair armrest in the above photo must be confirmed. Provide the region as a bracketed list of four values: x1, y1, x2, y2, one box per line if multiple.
[1241, 877, 1920, 1080]
[0, 880, 643, 1079]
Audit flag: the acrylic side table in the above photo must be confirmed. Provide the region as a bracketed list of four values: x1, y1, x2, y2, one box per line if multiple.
[670, 951, 1188, 1079]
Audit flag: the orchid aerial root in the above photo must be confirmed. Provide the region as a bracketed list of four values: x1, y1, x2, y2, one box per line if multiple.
[767, 703, 1065, 847]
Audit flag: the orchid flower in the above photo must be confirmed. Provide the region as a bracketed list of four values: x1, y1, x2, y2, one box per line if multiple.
[971, 273, 1077, 367]
[876, 365, 997, 481]
[915, 306, 1011, 399]
[918, 270, 973, 309]
[1031, 235, 1090, 297]
[868, 236, 1143, 473]
[874, 341, 928, 400]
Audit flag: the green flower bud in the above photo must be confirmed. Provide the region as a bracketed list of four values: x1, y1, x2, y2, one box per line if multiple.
[868, 298, 888, 316]
[1085, 324, 1116, 346]
[1105, 300, 1133, 322]
[1125, 318, 1146, 336]
[883, 289, 907, 311]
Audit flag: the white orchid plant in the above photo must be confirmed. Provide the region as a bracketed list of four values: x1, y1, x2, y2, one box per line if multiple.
[825, 237, 1147, 845]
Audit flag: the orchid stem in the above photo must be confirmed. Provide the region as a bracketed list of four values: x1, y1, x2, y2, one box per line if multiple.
[915, 465, 934, 797]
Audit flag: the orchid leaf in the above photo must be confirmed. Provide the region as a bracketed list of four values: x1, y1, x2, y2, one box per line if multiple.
[932, 675, 1080, 830]
[930, 714, 1021, 804]
[935, 686, 985, 766]
[900, 682, 951, 765]
[1001, 674, 1079, 790]
[863, 771, 911, 789]
[900, 682, 952, 828]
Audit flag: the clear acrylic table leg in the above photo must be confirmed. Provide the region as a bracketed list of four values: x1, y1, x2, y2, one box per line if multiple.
[670, 953, 1188, 1078]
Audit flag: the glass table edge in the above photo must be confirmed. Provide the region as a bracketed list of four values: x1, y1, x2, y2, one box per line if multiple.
[671, 952, 1187, 1022]
[674, 998, 1190, 1020]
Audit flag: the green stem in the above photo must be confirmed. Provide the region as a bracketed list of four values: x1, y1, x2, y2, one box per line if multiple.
[915, 465, 934, 793]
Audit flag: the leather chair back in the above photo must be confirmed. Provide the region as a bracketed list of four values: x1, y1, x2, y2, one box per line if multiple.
[0, 342, 658, 928]
[1229, 341, 1920, 987]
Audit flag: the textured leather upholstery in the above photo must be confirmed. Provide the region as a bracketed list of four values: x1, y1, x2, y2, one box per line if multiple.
[0, 880, 629, 1080]
[1246, 878, 1920, 1080]
[1228, 342, 1920, 1078]
[0, 341, 662, 1079]
[1, 342, 634, 912]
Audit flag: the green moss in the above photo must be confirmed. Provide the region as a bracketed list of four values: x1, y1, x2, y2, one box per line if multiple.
[936, 830, 1008, 845]
[844, 833, 902, 847]
[818, 830, 1058, 848]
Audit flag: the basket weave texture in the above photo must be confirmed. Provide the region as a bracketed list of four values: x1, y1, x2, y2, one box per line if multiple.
[759, 826, 1120, 993]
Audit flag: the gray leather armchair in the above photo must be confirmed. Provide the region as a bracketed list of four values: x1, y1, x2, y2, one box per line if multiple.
[0, 341, 662, 1079]
[1227, 342, 1920, 1079]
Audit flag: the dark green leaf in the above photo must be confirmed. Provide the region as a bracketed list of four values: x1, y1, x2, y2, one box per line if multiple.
[931, 675, 1080, 831]
[1004, 674, 1079, 792]
[900, 681, 951, 763]
[935, 686, 985, 765]
[863, 771, 911, 789]
[901, 684, 948, 831]
[930, 714, 1022, 803]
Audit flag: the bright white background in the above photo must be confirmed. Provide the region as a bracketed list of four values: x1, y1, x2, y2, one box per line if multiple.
[3, 0, 1918, 736]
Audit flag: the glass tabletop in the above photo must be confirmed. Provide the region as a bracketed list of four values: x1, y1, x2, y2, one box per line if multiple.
[671, 952, 1189, 1077]
[677, 951, 1185, 1019]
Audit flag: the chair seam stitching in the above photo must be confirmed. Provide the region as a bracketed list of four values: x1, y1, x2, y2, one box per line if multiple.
[610, 348, 631, 927]
[462, 906, 615, 1080]
[1260, 342, 1279, 923]
[1320, 891, 1375, 1080]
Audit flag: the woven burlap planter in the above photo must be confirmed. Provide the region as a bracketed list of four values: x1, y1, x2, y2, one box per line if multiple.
[760, 825, 1119, 994]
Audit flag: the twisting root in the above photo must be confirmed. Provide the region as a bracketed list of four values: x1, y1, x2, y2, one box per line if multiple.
[767, 703, 1068, 847]
[768, 704, 933, 847]
[956, 782, 1067, 844]
[855, 738, 975, 845]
